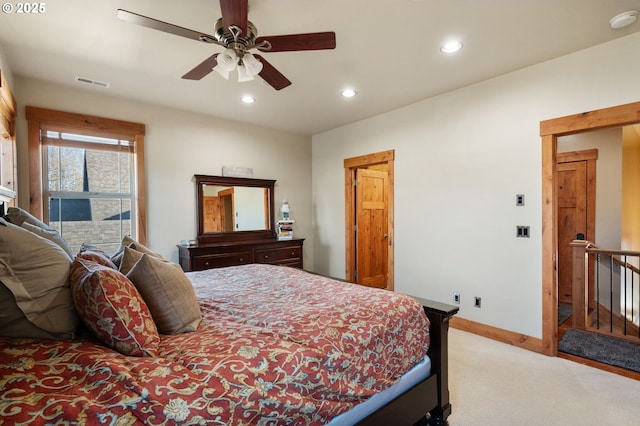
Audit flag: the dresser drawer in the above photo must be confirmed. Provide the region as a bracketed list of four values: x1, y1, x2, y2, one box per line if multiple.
[192, 251, 252, 270]
[255, 245, 302, 265]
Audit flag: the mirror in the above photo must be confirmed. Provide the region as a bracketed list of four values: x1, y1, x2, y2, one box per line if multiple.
[195, 175, 276, 244]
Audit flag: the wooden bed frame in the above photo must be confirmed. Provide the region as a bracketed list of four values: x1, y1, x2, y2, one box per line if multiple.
[358, 296, 459, 426]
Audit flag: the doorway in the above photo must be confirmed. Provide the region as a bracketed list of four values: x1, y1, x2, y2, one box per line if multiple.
[540, 101, 640, 356]
[556, 150, 597, 305]
[344, 150, 394, 290]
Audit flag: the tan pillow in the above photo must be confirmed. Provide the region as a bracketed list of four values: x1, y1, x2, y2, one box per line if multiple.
[121, 247, 201, 334]
[0, 218, 78, 339]
[111, 235, 162, 267]
[4, 207, 75, 258]
[118, 245, 146, 275]
[0, 284, 60, 339]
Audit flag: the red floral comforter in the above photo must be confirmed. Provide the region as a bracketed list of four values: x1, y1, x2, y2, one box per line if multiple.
[0, 264, 429, 425]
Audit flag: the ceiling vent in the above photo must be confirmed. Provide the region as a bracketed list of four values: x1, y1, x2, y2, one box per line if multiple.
[74, 76, 110, 88]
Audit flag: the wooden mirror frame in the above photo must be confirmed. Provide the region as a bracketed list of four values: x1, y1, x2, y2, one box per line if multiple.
[195, 174, 276, 244]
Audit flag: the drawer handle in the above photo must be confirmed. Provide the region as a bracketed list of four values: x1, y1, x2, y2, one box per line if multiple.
[204, 261, 210, 266]
[263, 255, 269, 259]
[291, 252, 295, 256]
[239, 257, 244, 262]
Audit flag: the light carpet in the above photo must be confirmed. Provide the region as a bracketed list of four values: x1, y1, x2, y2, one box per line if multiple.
[447, 328, 640, 425]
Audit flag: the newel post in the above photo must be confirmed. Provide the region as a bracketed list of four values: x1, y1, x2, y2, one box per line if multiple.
[570, 240, 589, 330]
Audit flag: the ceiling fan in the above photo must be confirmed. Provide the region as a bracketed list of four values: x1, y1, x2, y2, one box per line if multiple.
[117, 0, 336, 90]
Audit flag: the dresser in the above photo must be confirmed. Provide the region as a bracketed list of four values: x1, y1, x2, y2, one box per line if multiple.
[178, 238, 304, 272]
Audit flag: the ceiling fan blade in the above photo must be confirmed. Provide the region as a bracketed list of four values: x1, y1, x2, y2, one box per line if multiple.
[219, 0, 248, 36]
[182, 54, 219, 80]
[256, 32, 336, 52]
[254, 55, 291, 90]
[117, 9, 218, 44]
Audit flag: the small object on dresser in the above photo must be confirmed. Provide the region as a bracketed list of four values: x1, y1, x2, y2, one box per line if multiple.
[277, 220, 294, 240]
[180, 240, 198, 247]
[281, 199, 290, 219]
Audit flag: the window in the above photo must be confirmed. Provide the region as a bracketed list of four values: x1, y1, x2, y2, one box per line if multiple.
[27, 107, 146, 253]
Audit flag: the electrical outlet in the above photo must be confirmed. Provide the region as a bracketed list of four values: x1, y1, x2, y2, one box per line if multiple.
[453, 293, 460, 304]
[474, 297, 482, 308]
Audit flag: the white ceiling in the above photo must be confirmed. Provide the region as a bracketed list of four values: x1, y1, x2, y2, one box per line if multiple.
[1, 0, 639, 135]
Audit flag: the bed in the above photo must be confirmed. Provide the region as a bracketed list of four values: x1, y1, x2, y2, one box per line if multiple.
[0, 211, 457, 425]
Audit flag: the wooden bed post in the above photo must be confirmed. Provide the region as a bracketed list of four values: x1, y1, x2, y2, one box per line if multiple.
[420, 298, 459, 425]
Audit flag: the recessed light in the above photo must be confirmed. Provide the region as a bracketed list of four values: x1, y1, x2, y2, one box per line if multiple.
[610, 10, 638, 29]
[440, 40, 463, 54]
[341, 88, 356, 98]
[241, 95, 256, 104]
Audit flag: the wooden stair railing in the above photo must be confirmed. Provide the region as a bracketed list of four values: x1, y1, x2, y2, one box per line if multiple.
[571, 240, 640, 339]
[570, 240, 592, 330]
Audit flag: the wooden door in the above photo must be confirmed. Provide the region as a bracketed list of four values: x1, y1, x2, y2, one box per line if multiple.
[218, 188, 234, 231]
[557, 162, 587, 304]
[557, 150, 596, 305]
[344, 150, 395, 290]
[355, 168, 388, 288]
[203, 196, 221, 232]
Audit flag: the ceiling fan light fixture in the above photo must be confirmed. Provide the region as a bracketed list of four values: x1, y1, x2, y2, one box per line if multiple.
[237, 64, 255, 82]
[243, 53, 264, 76]
[217, 48, 238, 71]
[241, 95, 256, 104]
[213, 65, 231, 80]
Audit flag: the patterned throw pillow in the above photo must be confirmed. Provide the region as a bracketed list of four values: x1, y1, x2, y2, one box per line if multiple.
[70, 258, 160, 357]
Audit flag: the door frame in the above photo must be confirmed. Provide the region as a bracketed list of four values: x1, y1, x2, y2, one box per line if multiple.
[540, 101, 640, 356]
[344, 149, 394, 290]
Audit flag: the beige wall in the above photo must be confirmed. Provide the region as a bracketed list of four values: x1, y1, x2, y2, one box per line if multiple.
[12, 77, 314, 267]
[312, 32, 640, 339]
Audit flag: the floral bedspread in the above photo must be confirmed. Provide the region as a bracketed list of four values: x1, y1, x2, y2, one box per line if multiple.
[0, 264, 429, 425]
